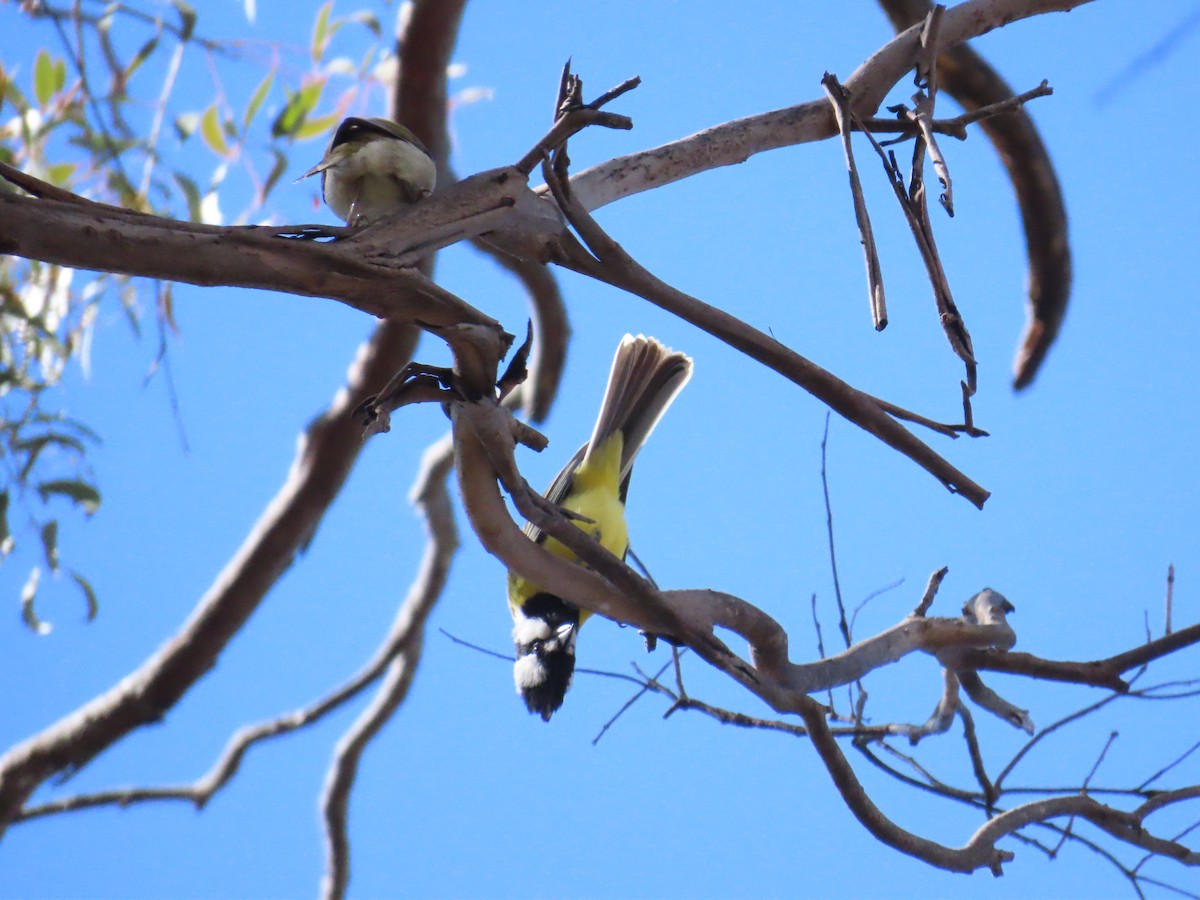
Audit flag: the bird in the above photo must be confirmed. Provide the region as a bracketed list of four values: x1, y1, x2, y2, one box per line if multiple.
[297, 116, 436, 225]
[507, 334, 692, 721]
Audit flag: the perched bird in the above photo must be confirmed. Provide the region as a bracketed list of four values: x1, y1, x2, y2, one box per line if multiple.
[508, 334, 692, 721]
[297, 116, 435, 225]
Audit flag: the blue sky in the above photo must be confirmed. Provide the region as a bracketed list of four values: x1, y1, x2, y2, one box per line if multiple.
[3, 1, 1200, 897]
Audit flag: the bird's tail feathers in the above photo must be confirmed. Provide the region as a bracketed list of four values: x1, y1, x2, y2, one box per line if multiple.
[584, 334, 692, 480]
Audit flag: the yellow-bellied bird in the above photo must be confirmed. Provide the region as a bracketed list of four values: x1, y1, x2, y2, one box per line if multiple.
[297, 117, 435, 225]
[508, 335, 692, 720]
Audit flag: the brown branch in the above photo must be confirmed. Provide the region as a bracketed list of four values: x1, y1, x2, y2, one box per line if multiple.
[469, 248, 569, 422]
[319, 440, 455, 900]
[912, 566, 950, 616]
[0, 0, 477, 847]
[543, 157, 991, 507]
[856, 80, 1052, 139]
[958, 705, 998, 809]
[802, 697, 1015, 873]
[563, 0, 1091, 212]
[946, 623, 1200, 692]
[514, 66, 639, 175]
[911, 6, 953, 216]
[835, 76, 979, 402]
[14, 437, 458, 828]
[822, 73, 888, 330]
[319, 5, 469, 897]
[879, 0, 1073, 390]
[957, 670, 1035, 732]
[0, 319, 421, 834]
[0, 163, 533, 328]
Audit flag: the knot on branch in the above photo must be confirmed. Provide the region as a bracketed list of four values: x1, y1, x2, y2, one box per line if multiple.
[354, 321, 540, 444]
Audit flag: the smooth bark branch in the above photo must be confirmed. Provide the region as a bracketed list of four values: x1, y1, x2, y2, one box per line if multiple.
[13, 437, 458, 828]
[319, 5, 469, 898]
[451, 389, 1017, 713]
[0, 164, 537, 328]
[562, 0, 1092, 212]
[0, 0, 473, 844]
[946, 622, 1200, 691]
[0, 320, 420, 832]
[319, 438, 458, 900]
[543, 162, 991, 507]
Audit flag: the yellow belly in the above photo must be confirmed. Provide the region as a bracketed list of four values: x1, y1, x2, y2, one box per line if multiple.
[508, 432, 628, 625]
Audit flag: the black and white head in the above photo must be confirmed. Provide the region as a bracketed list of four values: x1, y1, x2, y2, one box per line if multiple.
[512, 593, 580, 721]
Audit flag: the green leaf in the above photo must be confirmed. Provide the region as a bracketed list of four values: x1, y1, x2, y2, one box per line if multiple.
[159, 282, 179, 336]
[34, 49, 56, 107]
[127, 36, 161, 80]
[174, 111, 201, 142]
[173, 171, 203, 221]
[294, 111, 339, 142]
[20, 567, 50, 635]
[270, 81, 324, 138]
[45, 162, 77, 187]
[200, 103, 229, 157]
[40, 519, 59, 572]
[311, 2, 334, 63]
[174, 1, 197, 41]
[15, 432, 88, 455]
[346, 11, 381, 37]
[36, 479, 101, 515]
[242, 69, 274, 132]
[261, 148, 289, 201]
[16, 432, 87, 482]
[70, 571, 99, 621]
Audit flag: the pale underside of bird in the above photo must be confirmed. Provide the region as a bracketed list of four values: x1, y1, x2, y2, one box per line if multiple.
[297, 116, 436, 226]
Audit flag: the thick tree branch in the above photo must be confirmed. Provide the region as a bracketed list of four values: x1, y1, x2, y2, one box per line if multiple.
[0, 319, 420, 832]
[879, 0, 1073, 390]
[0, 163, 541, 328]
[319, 5, 469, 898]
[561, 0, 1092, 212]
[543, 161, 991, 507]
[13, 437, 458, 828]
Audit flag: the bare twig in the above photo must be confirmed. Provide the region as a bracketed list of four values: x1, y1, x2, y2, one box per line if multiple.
[1166, 563, 1176, 636]
[819, 414, 852, 648]
[822, 73, 887, 330]
[514, 65, 639, 176]
[834, 79, 978, 405]
[879, 0, 1072, 390]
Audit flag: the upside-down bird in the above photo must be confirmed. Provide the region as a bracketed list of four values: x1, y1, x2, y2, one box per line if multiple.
[507, 334, 692, 720]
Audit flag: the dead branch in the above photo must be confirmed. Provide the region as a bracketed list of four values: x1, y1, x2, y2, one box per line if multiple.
[0, 318, 421, 834]
[823, 74, 888, 330]
[542, 157, 991, 507]
[514, 66, 639, 176]
[0, 0, 468, 844]
[880, 0, 1073, 390]
[827, 71, 979, 404]
[562, 0, 1092, 212]
[13, 436, 457, 829]
[945, 622, 1200, 692]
